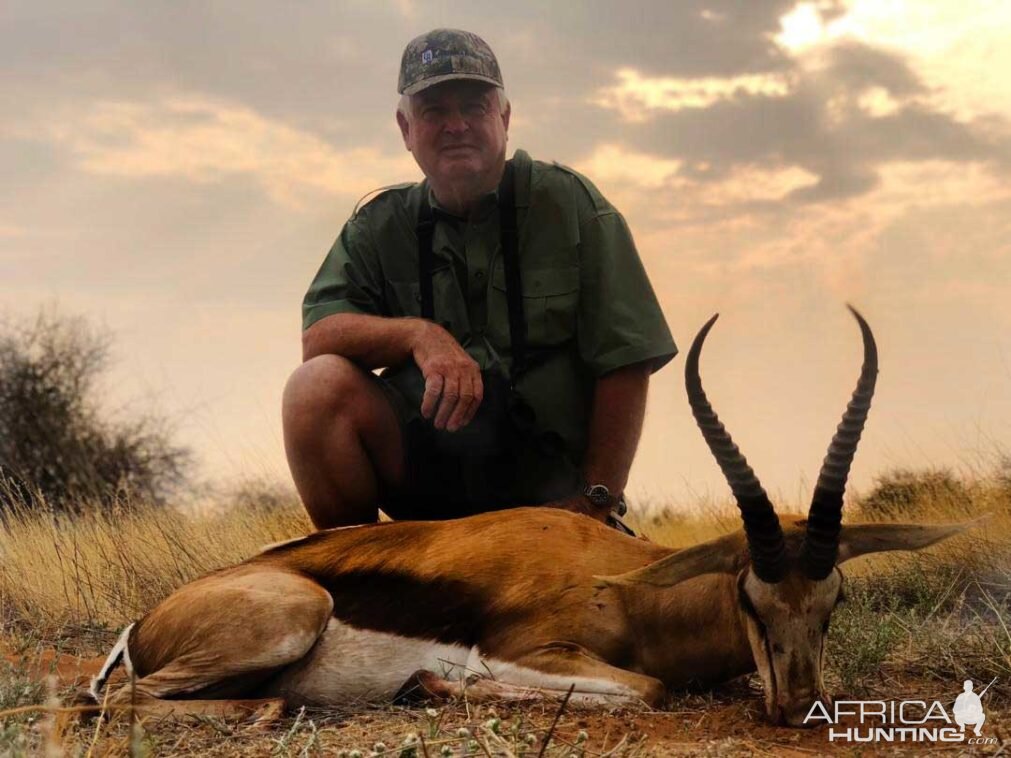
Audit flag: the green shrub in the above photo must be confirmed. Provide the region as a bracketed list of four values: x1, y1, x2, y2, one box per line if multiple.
[0, 310, 190, 512]
[827, 576, 904, 693]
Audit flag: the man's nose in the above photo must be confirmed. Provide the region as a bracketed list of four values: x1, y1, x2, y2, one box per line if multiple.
[442, 109, 469, 133]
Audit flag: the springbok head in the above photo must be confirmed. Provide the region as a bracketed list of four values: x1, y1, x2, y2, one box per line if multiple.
[607, 307, 978, 726]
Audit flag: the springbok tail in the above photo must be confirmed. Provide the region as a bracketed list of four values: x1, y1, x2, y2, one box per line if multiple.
[88, 622, 135, 702]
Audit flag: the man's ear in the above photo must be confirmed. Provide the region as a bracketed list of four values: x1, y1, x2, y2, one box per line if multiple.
[502, 100, 511, 135]
[595, 531, 746, 589]
[396, 109, 412, 151]
[836, 515, 988, 564]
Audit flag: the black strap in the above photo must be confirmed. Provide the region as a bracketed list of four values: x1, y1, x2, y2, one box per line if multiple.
[498, 162, 526, 376]
[415, 161, 526, 379]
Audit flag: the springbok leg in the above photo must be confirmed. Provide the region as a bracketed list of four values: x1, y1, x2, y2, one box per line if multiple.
[502, 644, 666, 707]
[394, 669, 544, 704]
[106, 567, 333, 718]
[395, 646, 665, 707]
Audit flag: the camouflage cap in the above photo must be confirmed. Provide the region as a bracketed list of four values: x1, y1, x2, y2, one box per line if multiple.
[398, 29, 503, 96]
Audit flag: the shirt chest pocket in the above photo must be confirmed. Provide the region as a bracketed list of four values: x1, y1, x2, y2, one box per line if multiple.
[491, 265, 580, 347]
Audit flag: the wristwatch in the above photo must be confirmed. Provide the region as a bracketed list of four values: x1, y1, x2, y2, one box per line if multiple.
[582, 483, 627, 516]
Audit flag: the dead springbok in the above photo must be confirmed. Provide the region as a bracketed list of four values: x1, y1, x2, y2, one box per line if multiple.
[89, 307, 977, 726]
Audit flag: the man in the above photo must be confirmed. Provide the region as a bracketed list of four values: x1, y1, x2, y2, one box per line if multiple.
[954, 680, 986, 736]
[284, 29, 675, 529]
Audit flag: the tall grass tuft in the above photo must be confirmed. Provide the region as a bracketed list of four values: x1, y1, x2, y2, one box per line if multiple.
[0, 487, 310, 642]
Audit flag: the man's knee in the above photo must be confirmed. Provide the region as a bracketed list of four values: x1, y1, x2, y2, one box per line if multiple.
[282, 355, 404, 458]
[283, 355, 371, 423]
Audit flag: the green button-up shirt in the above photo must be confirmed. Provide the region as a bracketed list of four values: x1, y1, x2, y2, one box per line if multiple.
[303, 149, 677, 463]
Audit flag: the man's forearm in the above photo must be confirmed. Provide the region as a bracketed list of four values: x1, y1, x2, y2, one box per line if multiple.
[581, 362, 651, 495]
[302, 312, 423, 367]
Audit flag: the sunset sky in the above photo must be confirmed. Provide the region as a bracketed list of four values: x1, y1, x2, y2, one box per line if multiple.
[4, 1, 1010, 510]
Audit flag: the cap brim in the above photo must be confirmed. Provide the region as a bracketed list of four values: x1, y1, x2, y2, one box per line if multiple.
[401, 72, 502, 96]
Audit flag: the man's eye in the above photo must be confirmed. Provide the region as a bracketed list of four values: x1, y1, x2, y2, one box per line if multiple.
[463, 103, 489, 117]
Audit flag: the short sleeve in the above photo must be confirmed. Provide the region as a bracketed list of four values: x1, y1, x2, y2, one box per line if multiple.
[577, 211, 677, 375]
[302, 219, 388, 331]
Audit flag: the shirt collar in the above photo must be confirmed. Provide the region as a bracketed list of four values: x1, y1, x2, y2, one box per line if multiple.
[426, 184, 500, 223]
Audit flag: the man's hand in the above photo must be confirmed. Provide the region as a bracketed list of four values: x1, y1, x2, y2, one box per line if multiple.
[544, 494, 610, 523]
[411, 321, 484, 432]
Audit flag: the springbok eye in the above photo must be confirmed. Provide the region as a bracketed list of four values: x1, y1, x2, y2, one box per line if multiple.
[737, 587, 768, 635]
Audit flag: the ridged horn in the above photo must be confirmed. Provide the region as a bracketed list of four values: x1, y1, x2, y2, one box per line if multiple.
[801, 305, 878, 580]
[686, 314, 787, 583]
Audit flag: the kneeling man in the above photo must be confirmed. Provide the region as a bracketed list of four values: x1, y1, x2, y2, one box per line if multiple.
[284, 29, 676, 529]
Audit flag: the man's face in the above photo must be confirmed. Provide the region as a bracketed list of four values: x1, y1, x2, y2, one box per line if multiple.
[397, 81, 510, 194]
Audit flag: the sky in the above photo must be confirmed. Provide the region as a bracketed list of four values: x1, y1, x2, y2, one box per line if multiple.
[3, 1, 1011, 511]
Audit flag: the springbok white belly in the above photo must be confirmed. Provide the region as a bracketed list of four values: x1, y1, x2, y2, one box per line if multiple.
[266, 617, 640, 705]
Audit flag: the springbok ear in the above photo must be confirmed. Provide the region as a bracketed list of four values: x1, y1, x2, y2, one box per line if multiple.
[836, 515, 989, 564]
[595, 531, 746, 589]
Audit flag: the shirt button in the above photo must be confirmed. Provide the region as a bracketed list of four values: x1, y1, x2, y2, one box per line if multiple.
[475, 270, 486, 281]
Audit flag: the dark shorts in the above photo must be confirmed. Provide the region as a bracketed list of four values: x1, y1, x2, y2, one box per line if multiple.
[372, 366, 581, 521]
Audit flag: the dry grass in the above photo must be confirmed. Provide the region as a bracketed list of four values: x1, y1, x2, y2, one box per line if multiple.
[1, 469, 1010, 754]
[0, 494, 310, 644]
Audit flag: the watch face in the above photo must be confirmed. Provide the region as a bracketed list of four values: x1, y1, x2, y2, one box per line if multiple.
[585, 484, 611, 507]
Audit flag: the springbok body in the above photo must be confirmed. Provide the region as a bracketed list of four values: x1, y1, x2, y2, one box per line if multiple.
[91, 308, 976, 725]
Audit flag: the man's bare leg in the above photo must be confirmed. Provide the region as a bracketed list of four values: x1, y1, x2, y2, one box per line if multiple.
[282, 355, 406, 528]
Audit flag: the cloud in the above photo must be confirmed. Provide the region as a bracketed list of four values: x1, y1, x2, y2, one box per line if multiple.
[41, 96, 417, 209]
[630, 158, 1011, 291]
[816, 40, 925, 97]
[574, 143, 818, 227]
[591, 68, 793, 121]
[584, 38, 1010, 206]
[575, 144, 683, 189]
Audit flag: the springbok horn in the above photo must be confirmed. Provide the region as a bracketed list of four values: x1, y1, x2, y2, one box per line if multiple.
[801, 305, 878, 580]
[686, 314, 787, 583]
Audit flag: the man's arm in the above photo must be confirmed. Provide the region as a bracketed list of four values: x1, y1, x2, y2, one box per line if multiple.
[302, 312, 484, 431]
[551, 361, 651, 522]
[302, 312, 422, 366]
[582, 361, 651, 495]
